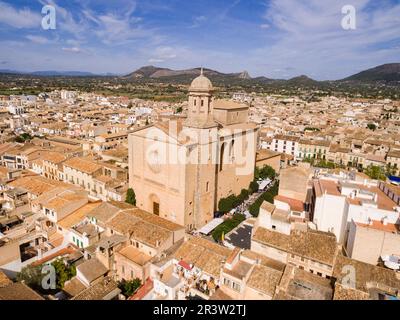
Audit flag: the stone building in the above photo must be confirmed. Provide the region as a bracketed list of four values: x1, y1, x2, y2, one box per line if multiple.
[128, 70, 258, 230]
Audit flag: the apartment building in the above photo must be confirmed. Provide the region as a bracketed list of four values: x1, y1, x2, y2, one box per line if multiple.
[270, 135, 299, 157]
[298, 139, 330, 161]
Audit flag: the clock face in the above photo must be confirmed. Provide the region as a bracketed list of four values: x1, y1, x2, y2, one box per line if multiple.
[147, 150, 162, 173]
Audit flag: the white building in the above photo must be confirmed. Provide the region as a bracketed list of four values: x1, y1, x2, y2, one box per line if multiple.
[270, 135, 299, 157]
[312, 177, 400, 245]
[7, 105, 25, 115]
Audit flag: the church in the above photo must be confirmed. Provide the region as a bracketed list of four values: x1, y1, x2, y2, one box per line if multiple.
[128, 70, 258, 231]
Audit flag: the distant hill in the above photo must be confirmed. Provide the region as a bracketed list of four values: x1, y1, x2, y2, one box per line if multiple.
[342, 63, 400, 82]
[287, 75, 318, 85]
[30, 71, 96, 77]
[0, 69, 100, 77]
[0, 69, 21, 74]
[124, 66, 255, 84]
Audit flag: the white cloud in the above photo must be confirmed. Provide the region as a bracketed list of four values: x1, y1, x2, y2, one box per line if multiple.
[0, 1, 41, 28]
[190, 15, 207, 28]
[254, 0, 400, 79]
[62, 47, 82, 53]
[26, 35, 49, 44]
[148, 58, 164, 63]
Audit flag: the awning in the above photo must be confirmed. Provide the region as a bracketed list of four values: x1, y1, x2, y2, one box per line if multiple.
[196, 218, 224, 235]
[258, 179, 271, 191]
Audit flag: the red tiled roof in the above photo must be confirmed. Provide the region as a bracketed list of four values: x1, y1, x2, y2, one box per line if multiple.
[274, 195, 305, 212]
[129, 278, 153, 300]
[178, 260, 193, 270]
[356, 220, 399, 233]
[31, 245, 77, 266]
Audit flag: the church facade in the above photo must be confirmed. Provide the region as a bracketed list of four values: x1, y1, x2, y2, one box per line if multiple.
[128, 70, 258, 231]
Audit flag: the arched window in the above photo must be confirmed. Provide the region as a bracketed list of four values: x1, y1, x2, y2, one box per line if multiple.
[229, 140, 235, 162]
[219, 143, 226, 172]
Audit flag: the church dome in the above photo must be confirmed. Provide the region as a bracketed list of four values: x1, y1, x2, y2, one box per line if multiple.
[189, 69, 213, 92]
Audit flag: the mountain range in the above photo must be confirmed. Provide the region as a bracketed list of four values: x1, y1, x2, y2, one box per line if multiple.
[1, 63, 399, 85]
[125, 63, 400, 85]
[0, 70, 117, 77]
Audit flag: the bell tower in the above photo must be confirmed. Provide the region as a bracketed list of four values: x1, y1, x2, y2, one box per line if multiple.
[185, 68, 215, 127]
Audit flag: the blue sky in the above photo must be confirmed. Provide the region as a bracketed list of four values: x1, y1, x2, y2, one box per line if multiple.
[0, 0, 399, 80]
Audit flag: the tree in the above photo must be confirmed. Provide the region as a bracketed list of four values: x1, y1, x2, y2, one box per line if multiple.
[249, 181, 259, 194]
[258, 165, 276, 180]
[367, 123, 377, 131]
[176, 106, 183, 114]
[218, 195, 238, 212]
[16, 265, 43, 291]
[364, 165, 386, 181]
[239, 189, 249, 201]
[118, 278, 142, 297]
[15, 133, 32, 143]
[218, 198, 231, 212]
[212, 214, 245, 241]
[126, 188, 136, 206]
[51, 259, 76, 289]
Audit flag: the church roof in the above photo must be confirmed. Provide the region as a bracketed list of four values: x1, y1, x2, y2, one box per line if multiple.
[213, 99, 248, 110]
[189, 69, 213, 92]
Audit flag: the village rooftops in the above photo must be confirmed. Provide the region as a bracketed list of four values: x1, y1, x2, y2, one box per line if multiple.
[41, 151, 67, 164]
[85, 234, 127, 256]
[273, 134, 300, 142]
[32, 188, 87, 212]
[223, 260, 253, 280]
[0, 282, 44, 300]
[387, 149, 400, 159]
[0, 271, 12, 288]
[314, 179, 399, 211]
[117, 245, 152, 266]
[274, 195, 305, 212]
[247, 264, 283, 297]
[86, 201, 134, 225]
[333, 254, 400, 297]
[213, 99, 248, 110]
[355, 220, 399, 234]
[276, 265, 333, 300]
[72, 277, 120, 300]
[313, 179, 342, 197]
[299, 139, 331, 147]
[76, 257, 108, 284]
[98, 131, 128, 139]
[107, 211, 173, 248]
[120, 208, 183, 232]
[289, 229, 338, 266]
[253, 227, 291, 252]
[63, 157, 103, 174]
[253, 227, 338, 266]
[333, 282, 370, 300]
[173, 236, 232, 278]
[256, 149, 281, 161]
[7, 175, 73, 197]
[58, 201, 102, 229]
